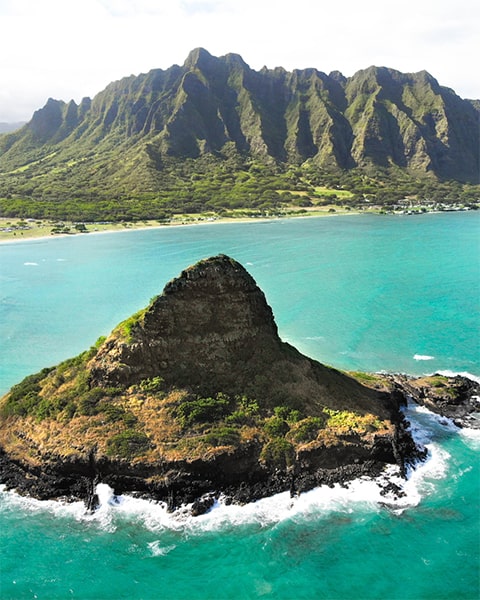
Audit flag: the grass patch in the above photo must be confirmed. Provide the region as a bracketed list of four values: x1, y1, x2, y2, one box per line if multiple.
[0, 337, 125, 422]
[415, 376, 459, 399]
[263, 416, 290, 438]
[273, 406, 301, 423]
[349, 371, 388, 389]
[0, 367, 54, 418]
[204, 426, 241, 447]
[116, 308, 146, 342]
[260, 438, 295, 470]
[174, 393, 233, 428]
[8, 151, 58, 174]
[323, 408, 384, 433]
[225, 396, 259, 426]
[106, 430, 151, 459]
[139, 376, 165, 395]
[288, 416, 326, 443]
[350, 372, 381, 384]
[313, 186, 354, 199]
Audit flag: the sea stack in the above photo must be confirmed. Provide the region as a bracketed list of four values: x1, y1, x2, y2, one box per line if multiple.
[0, 255, 426, 511]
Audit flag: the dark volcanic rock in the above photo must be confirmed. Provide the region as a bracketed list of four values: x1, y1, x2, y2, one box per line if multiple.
[90, 255, 280, 392]
[387, 373, 480, 429]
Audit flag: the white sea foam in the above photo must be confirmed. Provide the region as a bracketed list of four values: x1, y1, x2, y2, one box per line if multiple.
[0, 405, 457, 533]
[409, 404, 458, 432]
[0, 469, 433, 532]
[23, 262, 39, 266]
[414, 354, 435, 361]
[436, 370, 480, 385]
[399, 405, 454, 502]
[0, 484, 86, 520]
[458, 426, 480, 450]
[148, 541, 176, 557]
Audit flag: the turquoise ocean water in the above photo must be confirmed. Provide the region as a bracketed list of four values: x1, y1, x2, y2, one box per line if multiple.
[0, 212, 479, 599]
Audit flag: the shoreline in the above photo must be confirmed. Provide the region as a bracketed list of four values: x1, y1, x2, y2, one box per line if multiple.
[0, 382, 478, 514]
[0, 209, 358, 245]
[2, 206, 470, 245]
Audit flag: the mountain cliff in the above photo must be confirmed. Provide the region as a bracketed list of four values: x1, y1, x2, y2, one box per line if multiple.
[0, 49, 478, 219]
[0, 255, 424, 510]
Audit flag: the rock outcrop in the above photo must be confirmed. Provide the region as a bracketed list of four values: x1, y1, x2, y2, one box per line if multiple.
[387, 373, 480, 429]
[90, 255, 389, 417]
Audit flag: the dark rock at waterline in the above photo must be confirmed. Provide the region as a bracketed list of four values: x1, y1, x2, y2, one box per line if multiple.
[387, 374, 480, 429]
[0, 415, 423, 513]
[191, 493, 216, 516]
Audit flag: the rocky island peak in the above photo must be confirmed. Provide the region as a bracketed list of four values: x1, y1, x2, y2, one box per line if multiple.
[2, 255, 477, 512]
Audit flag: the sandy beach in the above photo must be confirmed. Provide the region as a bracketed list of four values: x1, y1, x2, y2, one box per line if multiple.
[0, 207, 359, 244]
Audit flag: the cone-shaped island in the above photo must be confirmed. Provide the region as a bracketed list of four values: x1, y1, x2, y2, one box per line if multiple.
[1, 255, 477, 513]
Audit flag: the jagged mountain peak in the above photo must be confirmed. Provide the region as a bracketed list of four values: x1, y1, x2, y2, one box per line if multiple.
[328, 70, 347, 85]
[184, 47, 215, 68]
[0, 49, 478, 192]
[223, 52, 249, 68]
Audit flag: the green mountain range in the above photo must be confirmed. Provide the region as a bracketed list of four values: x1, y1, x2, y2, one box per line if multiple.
[1, 48, 478, 221]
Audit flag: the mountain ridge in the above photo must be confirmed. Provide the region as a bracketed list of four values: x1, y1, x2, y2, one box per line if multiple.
[0, 49, 478, 220]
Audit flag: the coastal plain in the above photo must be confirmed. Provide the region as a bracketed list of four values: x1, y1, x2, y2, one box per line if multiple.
[0, 209, 347, 242]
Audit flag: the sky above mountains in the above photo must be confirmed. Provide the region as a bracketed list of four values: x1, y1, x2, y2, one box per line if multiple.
[1, 0, 479, 123]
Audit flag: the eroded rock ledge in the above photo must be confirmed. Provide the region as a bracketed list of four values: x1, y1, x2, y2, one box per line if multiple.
[386, 373, 480, 429]
[0, 255, 475, 513]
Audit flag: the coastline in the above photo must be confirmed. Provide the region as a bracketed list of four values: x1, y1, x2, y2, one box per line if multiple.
[0, 371, 478, 512]
[0, 209, 358, 245]
[1, 205, 475, 245]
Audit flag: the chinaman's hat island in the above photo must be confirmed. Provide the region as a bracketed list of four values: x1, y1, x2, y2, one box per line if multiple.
[0, 255, 477, 514]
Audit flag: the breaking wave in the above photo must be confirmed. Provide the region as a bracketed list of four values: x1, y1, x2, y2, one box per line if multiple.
[436, 370, 480, 385]
[0, 405, 470, 535]
[414, 354, 435, 361]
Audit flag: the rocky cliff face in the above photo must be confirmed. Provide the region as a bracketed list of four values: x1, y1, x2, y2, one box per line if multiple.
[90, 255, 280, 393]
[4, 255, 473, 513]
[90, 255, 386, 417]
[0, 48, 478, 191]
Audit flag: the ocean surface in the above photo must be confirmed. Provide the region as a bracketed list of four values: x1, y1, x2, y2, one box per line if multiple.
[0, 212, 479, 599]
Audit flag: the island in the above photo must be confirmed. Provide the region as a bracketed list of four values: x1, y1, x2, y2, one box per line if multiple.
[0, 255, 478, 514]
